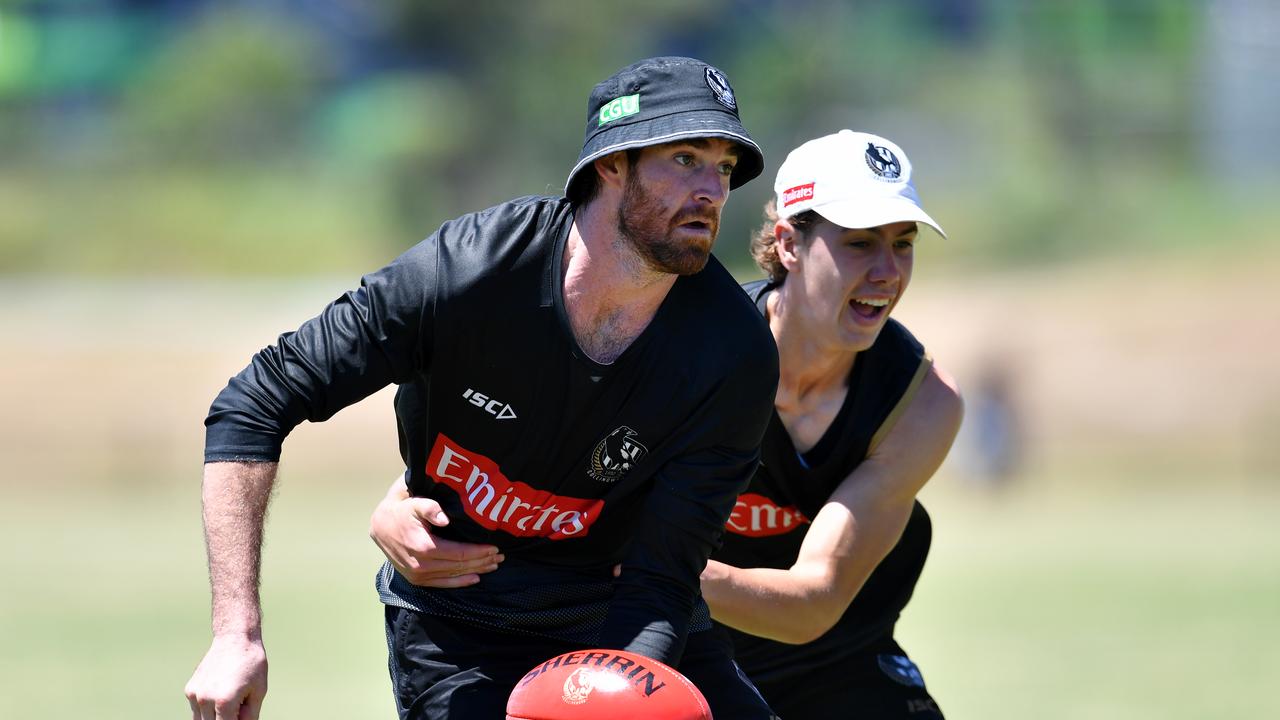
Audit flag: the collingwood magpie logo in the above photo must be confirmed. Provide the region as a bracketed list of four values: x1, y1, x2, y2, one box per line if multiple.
[588, 426, 648, 482]
[704, 67, 737, 110]
[864, 142, 902, 180]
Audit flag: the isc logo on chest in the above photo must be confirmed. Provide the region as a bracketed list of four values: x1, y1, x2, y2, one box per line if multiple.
[463, 388, 517, 420]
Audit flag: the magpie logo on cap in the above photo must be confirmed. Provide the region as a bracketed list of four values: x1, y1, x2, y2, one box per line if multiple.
[864, 143, 902, 180]
[704, 67, 737, 110]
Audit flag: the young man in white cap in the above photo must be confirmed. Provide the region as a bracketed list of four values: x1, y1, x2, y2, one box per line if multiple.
[372, 129, 965, 717]
[185, 56, 781, 719]
[703, 129, 963, 718]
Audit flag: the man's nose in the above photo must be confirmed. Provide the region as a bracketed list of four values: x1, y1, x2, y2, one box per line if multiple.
[693, 166, 729, 207]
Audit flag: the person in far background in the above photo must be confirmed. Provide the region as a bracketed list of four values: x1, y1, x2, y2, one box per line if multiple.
[964, 355, 1024, 489]
[371, 129, 964, 718]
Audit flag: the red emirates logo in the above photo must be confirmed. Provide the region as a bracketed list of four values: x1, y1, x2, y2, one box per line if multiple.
[427, 433, 604, 540]
[725, 493, 810, 537]
[781, 183, 814, 207]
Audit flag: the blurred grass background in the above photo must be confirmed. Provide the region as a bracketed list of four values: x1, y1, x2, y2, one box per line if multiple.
[1, 1, 1277, 718]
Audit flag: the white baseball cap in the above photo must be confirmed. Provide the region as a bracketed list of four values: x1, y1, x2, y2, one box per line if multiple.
[774, 130, 945, 238]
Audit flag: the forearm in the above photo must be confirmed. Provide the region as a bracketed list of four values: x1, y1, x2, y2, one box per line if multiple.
[602, 440, 769, 663]
[703, 494, 910, 644]
[201, 460, 279, 637]
[599, 565, 694, 664]
[701, 559, 845, 644]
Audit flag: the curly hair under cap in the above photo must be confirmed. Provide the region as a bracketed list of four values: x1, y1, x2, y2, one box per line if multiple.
[749, 199, 823, 283]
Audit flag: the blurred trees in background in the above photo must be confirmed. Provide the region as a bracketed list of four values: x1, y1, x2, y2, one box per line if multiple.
[0, 0, 1274, 276]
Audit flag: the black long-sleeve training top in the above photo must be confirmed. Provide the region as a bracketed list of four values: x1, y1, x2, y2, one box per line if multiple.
[204, 195, 778, 664]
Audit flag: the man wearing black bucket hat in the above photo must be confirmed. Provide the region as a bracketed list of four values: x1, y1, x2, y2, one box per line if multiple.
[185, 57, 780, 719]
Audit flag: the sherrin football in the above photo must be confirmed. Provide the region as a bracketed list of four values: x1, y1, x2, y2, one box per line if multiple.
[506, 649, 712, 720]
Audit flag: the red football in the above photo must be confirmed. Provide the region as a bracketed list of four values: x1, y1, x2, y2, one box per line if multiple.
[506, 649, 712, 720]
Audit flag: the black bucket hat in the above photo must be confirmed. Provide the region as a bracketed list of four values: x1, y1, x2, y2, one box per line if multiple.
[565, 56, 765, 196]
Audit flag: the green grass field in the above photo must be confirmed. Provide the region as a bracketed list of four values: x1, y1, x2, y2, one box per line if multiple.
[2, 475, 1276, 719]
[904, 479, 1280, 718]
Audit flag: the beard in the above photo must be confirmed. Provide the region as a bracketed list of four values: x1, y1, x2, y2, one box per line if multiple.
[616, 173, 717, 276]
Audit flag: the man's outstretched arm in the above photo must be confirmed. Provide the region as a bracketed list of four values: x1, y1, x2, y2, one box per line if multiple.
[185, 461, 277, 720]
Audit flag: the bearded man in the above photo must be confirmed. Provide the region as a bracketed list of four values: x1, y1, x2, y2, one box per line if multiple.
[185, 56, 781, 720]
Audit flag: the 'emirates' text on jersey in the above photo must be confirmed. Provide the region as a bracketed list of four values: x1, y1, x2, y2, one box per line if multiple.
[204, 196, 778, 664]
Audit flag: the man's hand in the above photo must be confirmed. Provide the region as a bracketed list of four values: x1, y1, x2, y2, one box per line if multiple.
[185, 634, 267, 720]
[370, 474, 503, 587]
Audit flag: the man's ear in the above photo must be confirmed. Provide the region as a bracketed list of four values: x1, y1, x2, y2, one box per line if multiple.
[592, 151, 629, 191]
[776, 219, 802, 272]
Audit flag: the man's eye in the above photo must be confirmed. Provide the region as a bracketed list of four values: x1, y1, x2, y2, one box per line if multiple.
[895, 240, 915, 249]
[674, 154, 694, 166]
[718, 163, 736, 176]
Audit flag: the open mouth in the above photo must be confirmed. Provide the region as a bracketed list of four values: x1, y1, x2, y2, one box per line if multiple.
[849, 297, 891, 321]
[673, 210, 717, 234]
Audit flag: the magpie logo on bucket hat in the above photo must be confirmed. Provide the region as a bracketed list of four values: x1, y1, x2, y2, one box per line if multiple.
[774, 130, 946, 238]
[565, 57, 764, 196]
